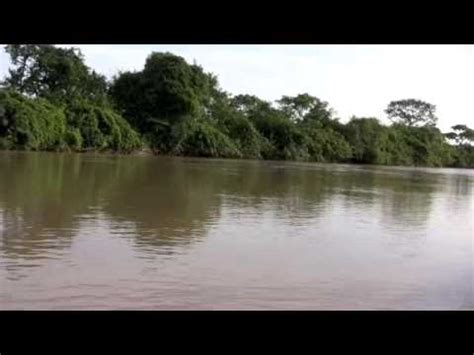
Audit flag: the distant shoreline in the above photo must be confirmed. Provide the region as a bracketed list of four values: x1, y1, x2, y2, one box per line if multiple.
[1, 149, 472, 170]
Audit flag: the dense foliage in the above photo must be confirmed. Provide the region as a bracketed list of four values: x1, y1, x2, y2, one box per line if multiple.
[3, 45, 108, 105]
[1, 45, 472, 168]
[385, 99, 438, 127]
[0, 89, 67, 150]
[1, 45, 142, 153]
[0, 89, 142, 152]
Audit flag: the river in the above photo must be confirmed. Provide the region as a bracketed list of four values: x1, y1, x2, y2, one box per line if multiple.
[0, 151, 472, 309]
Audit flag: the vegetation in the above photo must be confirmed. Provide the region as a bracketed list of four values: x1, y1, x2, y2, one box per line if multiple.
[1, 45, 472, 168]
[385, 99, 438, 127]
[0, 89, 67, 150]
[3, 45, 108, 105]
[444, 125, 474, 168]
[1, 45, 142, 153]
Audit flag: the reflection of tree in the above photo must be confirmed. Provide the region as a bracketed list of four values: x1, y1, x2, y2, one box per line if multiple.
[309, 166, 441, 232]
[0, 156, 352, 261]
[0, 153, 462, 266]
[0, 152, 135, 260]
[102, 157, 224, 252]
[331, 166, 439, 229]
[328, 167, 379, 208]
[200, 161, 340, 223]
[376, 169, 438, 230]
[0, 153, 78, 260]
[445, 173, 473, 197]
[0, 154, 227, 263]
[438, 172, 473, 218]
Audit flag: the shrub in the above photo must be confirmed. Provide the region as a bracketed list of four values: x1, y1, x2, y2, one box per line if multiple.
[306, 127, 352, 163]
[173, 119, 241, 158]
[64, 100, 143, 152]
[0, 89, 67, 150]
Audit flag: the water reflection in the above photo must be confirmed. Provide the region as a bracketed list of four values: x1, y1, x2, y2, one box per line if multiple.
[0, 154, 223, 261]
[103, 157, 224, 254]
[0, 153, 471, 260]
[0, 152, 472, 309]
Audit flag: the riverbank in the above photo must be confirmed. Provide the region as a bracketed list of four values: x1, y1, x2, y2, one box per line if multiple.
[1, 148, 473, 170]
[1, 90, 472, 168]
[2, 45, 474, 170]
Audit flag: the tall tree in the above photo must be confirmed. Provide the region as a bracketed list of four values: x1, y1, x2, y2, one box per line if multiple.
[445, 124, 474, 146]
[277, 94, 332, 122]
[343, 117, 386, 163]
[231, 94, 272, 116]
[2, 45, 108, 104]
[110, 52, 217, 132]
[385, 99, 438, 127]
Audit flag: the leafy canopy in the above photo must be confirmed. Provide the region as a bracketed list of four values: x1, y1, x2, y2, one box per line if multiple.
[385, 99, 438, 127]
[2, 45, 108, 105]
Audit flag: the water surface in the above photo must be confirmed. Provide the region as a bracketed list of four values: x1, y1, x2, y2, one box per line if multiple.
[0, 151, 472, 309]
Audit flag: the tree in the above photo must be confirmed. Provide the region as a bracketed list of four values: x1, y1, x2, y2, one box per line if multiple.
[110, 52, 231, 155]
[385, 99, 438, 127]
[0, 88, 142, 152]
[388, 124, 454, 167]
[2, 45, 108, 104]
[206, 92, 268, 159]
[231, 94, 272, 116]
[277, 94, 333, 122]
[250, 109, 309, 160]
[343, 117, 386, 163]
[445, 124, 474, 146]
[0, 89, 68, 150]
[306, 127, 352, 163]
[108, 71, 144, 129]
[110, 52, 217, 133]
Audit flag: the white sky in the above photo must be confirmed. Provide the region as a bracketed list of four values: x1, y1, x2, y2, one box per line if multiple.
[1, 45, 473, 132]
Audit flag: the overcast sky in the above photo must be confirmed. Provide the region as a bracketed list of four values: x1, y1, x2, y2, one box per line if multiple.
[1, 45, 472, 132]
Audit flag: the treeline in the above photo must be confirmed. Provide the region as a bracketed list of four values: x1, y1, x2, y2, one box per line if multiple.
[0, 45, 472, 168]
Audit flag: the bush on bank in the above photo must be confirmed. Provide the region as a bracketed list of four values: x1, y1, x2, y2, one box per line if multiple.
[0, 89, 142, 153]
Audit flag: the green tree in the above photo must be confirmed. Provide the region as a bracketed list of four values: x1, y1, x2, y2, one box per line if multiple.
[108, 71, 143, 129]
[208, 92, 269, 159]
[0, 89, 67, 150]
[110, 52, 222, 154]
[253, 110, 309, 160]
[0, 89, 142, 153]
[174, 118, 241, 158]
[110, 52, 217, 132]
[385, 99, 438, 127]
[343, 117, 385, 163]
[230, 94, 273, 117]
[277, 94, 332, 122]
[445, 124, 474, 168]
[306, 127, 352, 162]
[445, 124, 474, 146]
[2, 45, 108, 105]
[393, 124, 454, 167]
[64, 99, 143, 152]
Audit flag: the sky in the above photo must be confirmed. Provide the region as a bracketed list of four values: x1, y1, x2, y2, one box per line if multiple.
[0, 45, 472, 132]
